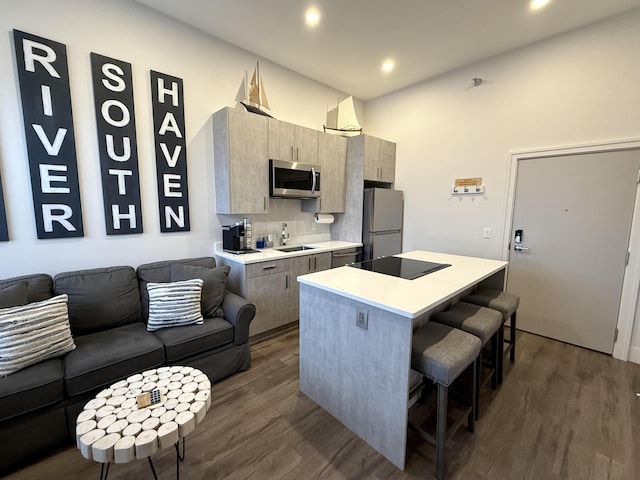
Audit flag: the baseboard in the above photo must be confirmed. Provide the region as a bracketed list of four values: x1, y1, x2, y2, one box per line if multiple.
[628, 346, 640, 365]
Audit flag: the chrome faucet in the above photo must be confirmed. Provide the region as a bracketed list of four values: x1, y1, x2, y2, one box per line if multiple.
[281, 223, 289, 246]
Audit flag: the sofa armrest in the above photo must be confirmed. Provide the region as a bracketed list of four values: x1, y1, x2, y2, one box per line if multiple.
[221, 290, 255, 346]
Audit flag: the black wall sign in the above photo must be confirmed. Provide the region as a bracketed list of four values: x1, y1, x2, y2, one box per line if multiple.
[90, 53, 143, 235]
[150, 70, 190, 233]
[13, 30, 83, 239]
[0, 171, 8, 242]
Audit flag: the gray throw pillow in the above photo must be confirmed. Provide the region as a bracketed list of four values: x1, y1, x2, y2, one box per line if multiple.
[0, 294, 76, 376]
[0, 282, 28, 309]
[171, 264, 230, 318]
[146, 279, 204, 331]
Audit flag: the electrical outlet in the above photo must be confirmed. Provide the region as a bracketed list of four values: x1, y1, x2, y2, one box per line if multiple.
[356, 308, 368, 330]
[483, 227, 491, 239]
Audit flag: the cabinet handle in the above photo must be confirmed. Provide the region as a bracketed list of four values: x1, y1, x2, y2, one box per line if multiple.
[262, 265, 277, 270]
[308, 257, 311, 271]
[263, 196, 267, 211]
[319, 199, 322, 211]
[285, 274, 289, 289]
[291, 146, 294, 161]
[314, 256, 317, 270]
[296, 147, 299, 161]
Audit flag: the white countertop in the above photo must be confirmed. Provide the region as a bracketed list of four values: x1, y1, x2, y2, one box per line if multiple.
[298, 250, 508, 318]
[214, 240, 362, 265]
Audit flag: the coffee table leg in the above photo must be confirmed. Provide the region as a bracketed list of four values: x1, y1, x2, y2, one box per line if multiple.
[99, 462, 110, 480]
[175, 438, 186, 480]
[147, 457, 158, 480]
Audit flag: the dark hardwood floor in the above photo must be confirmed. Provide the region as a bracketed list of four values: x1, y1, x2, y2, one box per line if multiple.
[7, 329, 640, 480]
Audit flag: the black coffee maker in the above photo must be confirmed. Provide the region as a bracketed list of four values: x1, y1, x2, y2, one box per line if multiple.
[222, 218, 254, 253]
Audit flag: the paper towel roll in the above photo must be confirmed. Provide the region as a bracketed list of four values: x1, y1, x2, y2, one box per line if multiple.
[314, 213, 334, 224]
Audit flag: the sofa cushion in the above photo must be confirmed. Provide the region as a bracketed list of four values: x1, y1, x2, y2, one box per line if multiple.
[146, 279, 204, 331]
[0, 282, 28, 308]
[0, 273, 53, 304]
[0, 357, 65, 422]
[64, 322, 164, 396]
[54, 266, 142, 336]
[0, 294, 76, 377]
[171, 264, 230, 318]
[152, 317, 234, 362]
[137, 257, 216, 320]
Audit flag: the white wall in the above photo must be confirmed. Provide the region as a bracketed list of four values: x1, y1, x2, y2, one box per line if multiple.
[0, 0, 352, 277]
[364, 9, 640, 259]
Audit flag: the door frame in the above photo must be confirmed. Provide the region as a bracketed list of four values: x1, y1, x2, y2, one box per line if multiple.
[501, 138, 640, 361]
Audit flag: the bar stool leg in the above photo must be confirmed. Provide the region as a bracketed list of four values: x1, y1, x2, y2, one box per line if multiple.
[497, 324, 505, 385]
[510, 312, 517, 362]
[469, 359, 476, 433]
[436, 383, 448, 480]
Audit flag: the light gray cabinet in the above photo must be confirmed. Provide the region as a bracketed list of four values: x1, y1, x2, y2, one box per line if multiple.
[268, 118, 319, 164]
[218, 257, 291, 337]
[302, 133, 347, 213]
[361, 135, 396, 183]
[213, 107, 269, 214]
[246, 271, 290, 337]
[289, 252, 332, 321]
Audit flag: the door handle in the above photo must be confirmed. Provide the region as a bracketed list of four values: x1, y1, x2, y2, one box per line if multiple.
[514, 245, 530, 251]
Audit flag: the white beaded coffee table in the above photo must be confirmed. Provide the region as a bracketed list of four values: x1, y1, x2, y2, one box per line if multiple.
[76, 366, 211, 479]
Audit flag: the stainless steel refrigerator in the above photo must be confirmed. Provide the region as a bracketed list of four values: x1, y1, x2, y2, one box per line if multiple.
[362, 188, 403, 260]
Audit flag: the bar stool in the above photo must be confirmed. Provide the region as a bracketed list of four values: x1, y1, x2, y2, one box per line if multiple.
[464, 288, 519, 382]
[410, 322, 481, 480]
[433, 302, 502, 419]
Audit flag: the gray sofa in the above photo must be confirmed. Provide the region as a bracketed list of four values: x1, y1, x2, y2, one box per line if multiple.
[0, 256, 255, 474]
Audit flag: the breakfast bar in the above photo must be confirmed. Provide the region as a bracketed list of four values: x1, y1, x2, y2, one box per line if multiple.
[298, 250, 508, 469]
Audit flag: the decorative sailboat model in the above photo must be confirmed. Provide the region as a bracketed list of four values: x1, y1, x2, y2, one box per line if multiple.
[239, 62, 273, 118]
[323, 96, 362, 137]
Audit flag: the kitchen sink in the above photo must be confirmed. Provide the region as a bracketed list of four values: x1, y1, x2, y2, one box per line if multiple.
[274, 245, 316, 252]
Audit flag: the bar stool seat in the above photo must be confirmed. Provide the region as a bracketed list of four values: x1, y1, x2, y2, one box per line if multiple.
[433, 301, 502, 418]
[411, 322, 481, 480]
[465, 288, 519, 377]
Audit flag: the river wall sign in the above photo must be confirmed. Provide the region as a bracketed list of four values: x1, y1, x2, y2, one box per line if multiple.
[13, 29, 84, 239]
[0, 171, 8, 242]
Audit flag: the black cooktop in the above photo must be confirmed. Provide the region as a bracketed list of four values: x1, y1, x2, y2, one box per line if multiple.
[348, 256, 451, 280]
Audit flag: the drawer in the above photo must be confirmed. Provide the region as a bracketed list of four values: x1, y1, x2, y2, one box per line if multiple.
[245, 258, 290, 278]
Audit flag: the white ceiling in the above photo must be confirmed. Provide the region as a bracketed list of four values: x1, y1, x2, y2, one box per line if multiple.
[135, 0, 640, 100]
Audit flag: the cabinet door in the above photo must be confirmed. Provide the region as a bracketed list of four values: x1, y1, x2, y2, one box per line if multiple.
[246, 271, 290, 336]
[268, 118, 295, 161]
[294, 125, 319, 164]
[363, 135, 381, 181]
[213, 107, 269, 214]
[313, 252, 332, 272]
[379, 139, 396, 183]
[289, 255, 313, 321]
[302, 133, 346, 213]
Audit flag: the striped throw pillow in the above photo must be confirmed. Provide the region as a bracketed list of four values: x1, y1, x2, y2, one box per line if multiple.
[147, 278, 204, 331]
[0, 294, 76, 377]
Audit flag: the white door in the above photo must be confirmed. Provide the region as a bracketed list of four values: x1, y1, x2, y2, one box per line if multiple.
[507, 149, 639, 353]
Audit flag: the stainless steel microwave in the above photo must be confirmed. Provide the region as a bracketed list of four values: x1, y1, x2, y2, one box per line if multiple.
[269, 159, 321, 198]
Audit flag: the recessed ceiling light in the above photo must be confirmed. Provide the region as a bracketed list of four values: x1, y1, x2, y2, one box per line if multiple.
[305, 8, 321, 27]
[382, 60, 395, 73]
[530, 0, 551, 11]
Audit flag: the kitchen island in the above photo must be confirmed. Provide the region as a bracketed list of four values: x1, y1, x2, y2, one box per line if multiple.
[298, 250, 508, 469]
